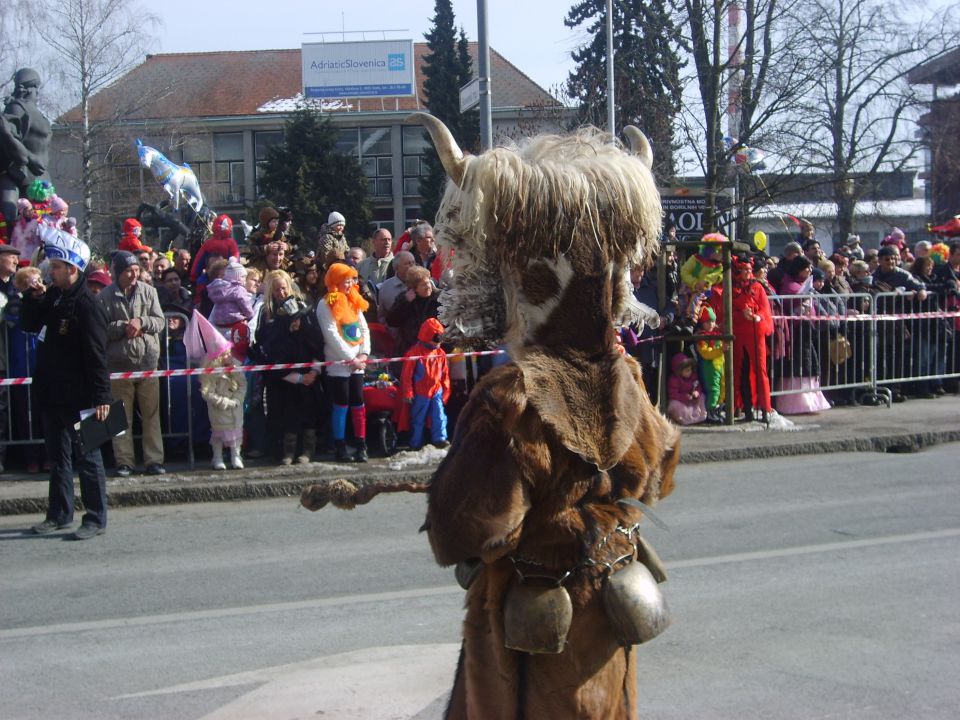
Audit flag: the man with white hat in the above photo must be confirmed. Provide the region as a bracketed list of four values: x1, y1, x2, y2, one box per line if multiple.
[20, 227, 112, 540]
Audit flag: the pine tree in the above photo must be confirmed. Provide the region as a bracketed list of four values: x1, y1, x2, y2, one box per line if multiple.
[258, 108, 371, 240]
[419, 0, 477, 222]
[565, 0, 684, 182]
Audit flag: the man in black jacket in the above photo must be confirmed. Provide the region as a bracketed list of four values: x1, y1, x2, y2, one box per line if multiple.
[21, 229, 112, 540]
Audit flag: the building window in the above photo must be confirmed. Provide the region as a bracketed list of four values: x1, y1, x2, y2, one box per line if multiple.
[359, 127, 393, 199]
[214, 132, 245, 204]
[254, 130, 283, 198]
[402, 125, 430, 198]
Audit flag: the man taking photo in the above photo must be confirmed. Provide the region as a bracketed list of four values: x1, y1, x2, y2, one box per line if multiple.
[21, 228, 112, 540]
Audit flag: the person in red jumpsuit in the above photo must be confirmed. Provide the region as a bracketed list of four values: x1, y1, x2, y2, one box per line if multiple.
[713, 256, 773, 419]
[400, 317, 450, 449]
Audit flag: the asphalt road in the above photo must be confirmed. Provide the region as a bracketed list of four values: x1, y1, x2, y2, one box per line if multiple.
[1, 444, 959, 719]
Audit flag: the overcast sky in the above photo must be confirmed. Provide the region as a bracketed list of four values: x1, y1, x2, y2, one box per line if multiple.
[156, 0, 583, 99]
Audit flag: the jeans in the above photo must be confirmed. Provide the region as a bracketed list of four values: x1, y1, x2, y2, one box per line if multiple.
[43, 413, 107, 528]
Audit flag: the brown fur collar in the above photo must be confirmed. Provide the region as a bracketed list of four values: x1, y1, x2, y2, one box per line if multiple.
[515, 349, 645, 471]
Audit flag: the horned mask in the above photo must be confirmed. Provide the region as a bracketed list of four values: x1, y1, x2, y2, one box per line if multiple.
[410, 114, 664, 470]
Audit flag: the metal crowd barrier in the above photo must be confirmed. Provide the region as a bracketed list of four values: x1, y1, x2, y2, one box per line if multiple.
[768, 290, 959, 410]
[0, 311, 196, 469]
[871, 290, 959, 400]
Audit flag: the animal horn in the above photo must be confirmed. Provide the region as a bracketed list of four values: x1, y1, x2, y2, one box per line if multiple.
[623, 126, 654, 169]
[406, 112, 467, 187]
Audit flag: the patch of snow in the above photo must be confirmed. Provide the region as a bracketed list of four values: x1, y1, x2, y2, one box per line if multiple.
[257, 94, 354, 113]
[387, 446, 449, 471]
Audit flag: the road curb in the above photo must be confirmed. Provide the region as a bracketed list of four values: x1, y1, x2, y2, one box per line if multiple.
[2, 430, 958, 516]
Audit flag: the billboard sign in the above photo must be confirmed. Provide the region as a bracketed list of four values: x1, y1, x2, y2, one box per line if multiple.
[661, 194, 733, 242]
[302, 40, 415, 99]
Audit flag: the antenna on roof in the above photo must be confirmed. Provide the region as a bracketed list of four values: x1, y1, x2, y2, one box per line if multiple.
[303, 30, 409, 35]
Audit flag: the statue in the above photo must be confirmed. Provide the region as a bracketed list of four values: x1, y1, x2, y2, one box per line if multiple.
[0, 68, 52, 228]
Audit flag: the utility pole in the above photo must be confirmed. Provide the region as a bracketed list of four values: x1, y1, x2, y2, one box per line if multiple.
[606, 0, 615, 134]
[477, 0, 493, 150]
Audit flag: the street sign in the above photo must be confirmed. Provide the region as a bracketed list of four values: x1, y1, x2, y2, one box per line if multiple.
[459, 77, 480, 113]
[661, 194, 733, 241]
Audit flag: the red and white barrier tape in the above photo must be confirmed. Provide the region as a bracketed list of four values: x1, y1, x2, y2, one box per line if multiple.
[772, 310, 960, 322]
[0, 349, 508, 387]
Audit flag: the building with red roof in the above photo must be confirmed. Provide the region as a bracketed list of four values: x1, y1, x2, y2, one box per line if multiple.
[51, 43, 569, 248]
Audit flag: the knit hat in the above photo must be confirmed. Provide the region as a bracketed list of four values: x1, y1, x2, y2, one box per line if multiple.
[324, 261, 358, 291]
[811, 267, 826, 281]
[111, 250, 139, 277]
[877, 245, 899, 258]
[327, 211, 346, 226]
[845, 234, 861, 246]
[258, 206, 279, 227]
[185, 309, 232, 363]
[224, 257, 247, 282]
[699, 306, 716, 324]
[50, 196, 68, 214]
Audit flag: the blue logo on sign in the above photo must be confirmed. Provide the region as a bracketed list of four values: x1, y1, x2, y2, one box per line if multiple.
[387, 53, 405, 71]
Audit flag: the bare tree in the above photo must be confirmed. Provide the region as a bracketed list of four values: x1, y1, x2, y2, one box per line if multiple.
[777, 0, 958, 238]
[677, 0, 813, 238]
[34, 0, 161, 240]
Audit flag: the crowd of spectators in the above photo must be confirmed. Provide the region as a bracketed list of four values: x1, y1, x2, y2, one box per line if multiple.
[0, 203, 459, 472]
[2, 200, 959, 470]
[627, 225, 960, 424]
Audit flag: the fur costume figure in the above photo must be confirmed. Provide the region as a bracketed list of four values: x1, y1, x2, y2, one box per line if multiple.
[304, 115, 680, 719]
[186, 310, 247, 470]
[400, 317, 451, 449]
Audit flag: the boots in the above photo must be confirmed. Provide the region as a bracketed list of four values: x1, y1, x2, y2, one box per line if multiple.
[281, 433, 298, 466]
[353, 439, 368, 463]
[334, 440, 350, 463]
[229, 445, 244, 470]
[211, 441, 226, 470]
[298, 429, 316, 464]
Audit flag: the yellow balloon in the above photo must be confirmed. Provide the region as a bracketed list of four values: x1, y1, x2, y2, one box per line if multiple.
[753, 230, 767, 252]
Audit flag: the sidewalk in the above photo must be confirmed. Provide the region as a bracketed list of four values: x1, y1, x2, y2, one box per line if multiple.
[2, 396, 959, 516]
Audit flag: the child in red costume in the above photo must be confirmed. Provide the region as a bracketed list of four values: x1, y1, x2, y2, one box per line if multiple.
[117, 218, 151, 253]
[400, 317, 450, 449]
[190, 214, 240, 284]
[714, 256, 774, 419]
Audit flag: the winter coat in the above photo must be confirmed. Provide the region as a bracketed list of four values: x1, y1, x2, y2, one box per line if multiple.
[667, 354, 701, 403]
[207, 279, 254, 327]
[200, 362, 246, 432]
[386, 289, 441, 355]
[316, 299, 370, 378]
[315, 226, 349, 264]
[98, 280, 165, 371]
[20, 275, 112, 421]
[400, 318, 450, 402]
[778, 276, 820, 378]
